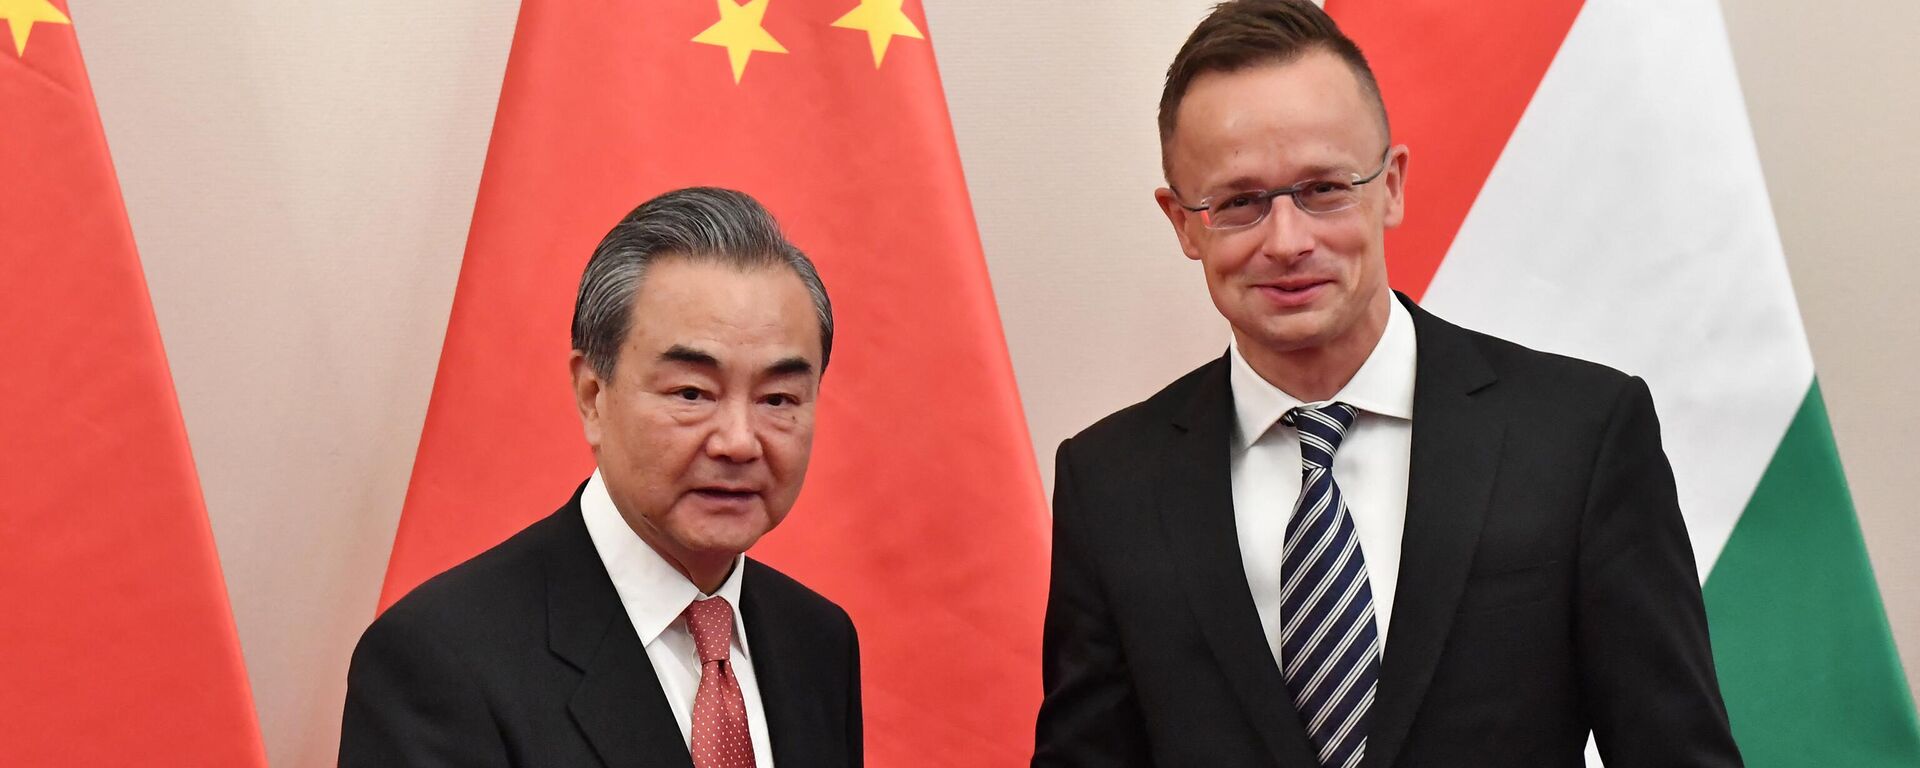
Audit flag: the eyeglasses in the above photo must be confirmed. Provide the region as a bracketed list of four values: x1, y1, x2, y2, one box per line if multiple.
[1176, 148, 1393, 230]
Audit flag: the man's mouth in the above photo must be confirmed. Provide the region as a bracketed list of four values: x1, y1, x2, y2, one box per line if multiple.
[1254, 278, 1331, 306]
[1263, 277, 1330, 292]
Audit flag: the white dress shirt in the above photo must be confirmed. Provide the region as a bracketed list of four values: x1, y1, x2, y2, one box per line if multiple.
[1229, 298, 1417, 665]
[580, 471, 777, 768]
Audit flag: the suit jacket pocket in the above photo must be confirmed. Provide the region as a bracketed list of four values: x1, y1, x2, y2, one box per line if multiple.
[1455, 559, 1562, 614]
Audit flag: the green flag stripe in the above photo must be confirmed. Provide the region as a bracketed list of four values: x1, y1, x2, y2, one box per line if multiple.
[1704, 380, 1920, 765]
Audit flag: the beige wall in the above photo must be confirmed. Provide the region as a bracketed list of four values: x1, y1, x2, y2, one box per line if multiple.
[70, 1, 1915, 765]
[1718, 0, 1920, 698]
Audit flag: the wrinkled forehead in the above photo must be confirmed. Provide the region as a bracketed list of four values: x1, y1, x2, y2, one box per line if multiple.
[626, 261, 824, 363]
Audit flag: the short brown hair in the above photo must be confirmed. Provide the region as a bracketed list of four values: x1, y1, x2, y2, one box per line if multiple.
[1159, 0, 1388, 175]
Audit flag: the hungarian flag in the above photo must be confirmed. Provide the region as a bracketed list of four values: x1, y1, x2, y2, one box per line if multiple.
[381, 0, 1048, 763]
[0, 2, 267, 765]
[1326, 0, 1920, 764]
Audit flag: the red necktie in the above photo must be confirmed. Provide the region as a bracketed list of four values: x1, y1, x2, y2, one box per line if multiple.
[684, 597, 757, 768]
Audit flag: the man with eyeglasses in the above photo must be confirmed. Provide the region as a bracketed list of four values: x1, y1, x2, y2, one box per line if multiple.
[1032, 2, 1743, 767]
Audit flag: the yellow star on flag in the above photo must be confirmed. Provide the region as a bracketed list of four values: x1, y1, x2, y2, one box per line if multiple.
[0, 0, 70, 58]
[692, 0, 787, 84]
[831, 0, 923, 67]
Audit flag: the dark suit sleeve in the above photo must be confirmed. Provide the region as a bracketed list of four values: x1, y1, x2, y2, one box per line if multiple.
[1578, 377, 1744, 767]
[1032, 439, 1153, 768]
[340, 609, 511, 768]
[846, 614, 864, 768]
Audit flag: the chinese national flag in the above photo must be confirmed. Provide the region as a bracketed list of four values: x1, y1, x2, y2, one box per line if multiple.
[0, 3, 267, 765]
[381, 0, 1049, 763]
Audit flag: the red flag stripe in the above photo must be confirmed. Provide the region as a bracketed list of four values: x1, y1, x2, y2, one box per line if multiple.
[1325, 0, 1587, 301]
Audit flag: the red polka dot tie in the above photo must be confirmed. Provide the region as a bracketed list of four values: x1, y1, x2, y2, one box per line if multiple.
[684, 597, 757, 768]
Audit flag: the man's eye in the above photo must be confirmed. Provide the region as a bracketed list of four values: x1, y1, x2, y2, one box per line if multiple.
[763, 393, 795, 407]
[672, 388, 706, 401]
[1217, 193, 1261, 211]
[1302, 181, 1348, 196]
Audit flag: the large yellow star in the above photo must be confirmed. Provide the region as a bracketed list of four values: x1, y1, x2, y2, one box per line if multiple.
[692, 0, 787, 84]
[831, 0, 923, 68]
[0, 0, 71, 58]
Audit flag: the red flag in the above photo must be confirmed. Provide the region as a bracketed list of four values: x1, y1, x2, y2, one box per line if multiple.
[0, 3, 267, 765]
[1323, 0, 1585, 299]
[381, 1, 1049, 763]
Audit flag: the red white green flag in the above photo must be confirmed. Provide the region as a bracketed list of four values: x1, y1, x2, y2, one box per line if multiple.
[1327, 0, 1920, 763]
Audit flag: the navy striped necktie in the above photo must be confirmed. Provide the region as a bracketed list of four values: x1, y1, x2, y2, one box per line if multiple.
[1279, 402, 1380, 768]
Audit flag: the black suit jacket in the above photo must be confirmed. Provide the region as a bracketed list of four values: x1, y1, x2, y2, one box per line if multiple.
[341, 485, 862, 767]
[1033, 296, 1742, 767]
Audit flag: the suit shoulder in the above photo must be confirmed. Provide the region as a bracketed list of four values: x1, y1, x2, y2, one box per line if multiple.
[1456, 324, 1639, 401]
[744, 559, 853, 631]
[357, 510, 569, 651]
[1065, 356, 1224, 451]
[1426, 317, 1662, 446]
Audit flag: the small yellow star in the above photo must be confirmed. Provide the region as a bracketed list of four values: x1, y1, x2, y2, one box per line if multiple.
[692, 0, 787, 84]
[830, 0, 923, 67]
[0, 0, 71, 58]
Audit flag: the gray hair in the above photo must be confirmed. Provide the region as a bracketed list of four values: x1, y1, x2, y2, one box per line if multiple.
[571, 187, 834, 377]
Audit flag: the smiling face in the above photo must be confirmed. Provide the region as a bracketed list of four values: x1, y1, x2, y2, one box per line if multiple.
[1156, 51, 1407, 369]
[571, 257, 823, 582]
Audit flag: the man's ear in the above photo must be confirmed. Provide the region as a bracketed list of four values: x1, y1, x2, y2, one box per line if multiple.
[569, 350, 605, 449]
[1154, 188, 1206, 261]
[1381, 144, 1409, 229]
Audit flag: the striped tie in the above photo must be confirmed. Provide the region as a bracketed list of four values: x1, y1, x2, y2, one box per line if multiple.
[1278, 403, 1379, 768]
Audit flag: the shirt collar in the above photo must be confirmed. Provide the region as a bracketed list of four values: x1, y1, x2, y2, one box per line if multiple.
[1229, 296, 1418, 452]
[580, 470, 749, 651]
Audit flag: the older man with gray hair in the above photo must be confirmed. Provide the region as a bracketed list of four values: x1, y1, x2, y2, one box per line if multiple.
[342, 187, 862, 768]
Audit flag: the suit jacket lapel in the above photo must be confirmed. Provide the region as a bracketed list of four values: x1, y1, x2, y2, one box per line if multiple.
[739, 560, 823, 767]
[545, 494, 695, 768]
[1365, 296, 1503, 768]
[1158, 357, 1322, 767]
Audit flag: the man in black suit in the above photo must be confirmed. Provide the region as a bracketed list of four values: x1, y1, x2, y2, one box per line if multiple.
[342, 187, 861, 767]
[1032, 2, 1742, 766]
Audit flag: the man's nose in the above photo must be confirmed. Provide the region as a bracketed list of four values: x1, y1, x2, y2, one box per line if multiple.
[1257, 197, 1316, 261]
[705, 400, 763, 462]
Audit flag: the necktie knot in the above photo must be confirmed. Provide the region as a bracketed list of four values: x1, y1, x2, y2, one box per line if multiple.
[683, 596, 735, 665]
[1284, 402, 1357, 470]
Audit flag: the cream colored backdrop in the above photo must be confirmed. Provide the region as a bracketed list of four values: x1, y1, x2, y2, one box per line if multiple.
[70, 1, 1916, 765]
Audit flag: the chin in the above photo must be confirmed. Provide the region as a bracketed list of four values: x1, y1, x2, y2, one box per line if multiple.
[1242, 317, 1331, 351]
[681, 518, 772, 555]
